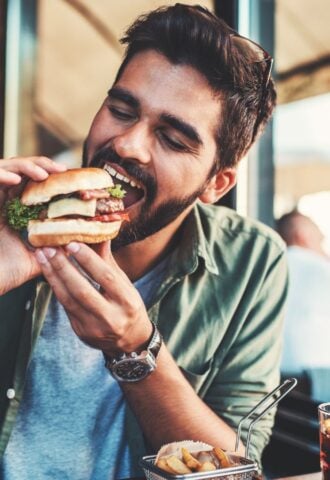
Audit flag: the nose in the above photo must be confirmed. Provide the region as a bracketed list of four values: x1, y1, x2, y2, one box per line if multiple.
[112, 122, 151, 165]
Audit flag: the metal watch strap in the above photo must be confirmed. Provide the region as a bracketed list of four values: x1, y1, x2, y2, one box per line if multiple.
[145, 323, 162, 358]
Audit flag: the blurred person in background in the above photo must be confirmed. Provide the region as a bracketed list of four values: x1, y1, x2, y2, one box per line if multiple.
[277, 209, 330, 400]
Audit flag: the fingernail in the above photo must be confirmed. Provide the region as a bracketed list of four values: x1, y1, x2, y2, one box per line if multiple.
[43, 247, 57, 259]
[66, 242, 81, 253]
[35, 249, 48, 264]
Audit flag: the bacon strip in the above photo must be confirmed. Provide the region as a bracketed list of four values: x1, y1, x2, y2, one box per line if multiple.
[92, 212, 130, 222]
[79, 189, 110, 200]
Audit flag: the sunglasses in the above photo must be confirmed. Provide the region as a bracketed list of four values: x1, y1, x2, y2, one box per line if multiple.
[231, 33, 274, 87]
[231, 33, 274, 139]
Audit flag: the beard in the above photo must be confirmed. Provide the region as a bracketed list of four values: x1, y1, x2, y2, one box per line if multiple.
[82, 141, 212, 250]
[111, 191, 205, 250]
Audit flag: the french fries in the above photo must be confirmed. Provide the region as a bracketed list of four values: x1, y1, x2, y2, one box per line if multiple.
[165, 455, 192, 474]
[181, 447, 202, 470]
[213, 446, 231, 468]
[197, 461, 217, 472]
[155, 457, 177, 474]
[155, 443, 232, 476]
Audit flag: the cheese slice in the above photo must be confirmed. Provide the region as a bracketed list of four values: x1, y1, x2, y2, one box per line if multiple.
[47, 198, 97, 218]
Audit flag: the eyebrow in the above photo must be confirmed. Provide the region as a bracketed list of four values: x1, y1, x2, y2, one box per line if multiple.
[160, 113, 203, 146]
[107, 87, 140, 110]
[108, 87, 203, 146]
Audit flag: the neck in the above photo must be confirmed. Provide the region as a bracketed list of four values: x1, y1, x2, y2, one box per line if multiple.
[113, 209, 191, 281]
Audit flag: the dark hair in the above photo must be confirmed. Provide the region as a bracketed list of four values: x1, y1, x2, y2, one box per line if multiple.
[116, 3, 276, 172]
[276, 209, 305, 244]
[275, 208, 301, 243]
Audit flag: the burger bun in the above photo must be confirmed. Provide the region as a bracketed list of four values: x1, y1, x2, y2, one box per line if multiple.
[28, 218, 122, 247]
[22, 168, 114, 206]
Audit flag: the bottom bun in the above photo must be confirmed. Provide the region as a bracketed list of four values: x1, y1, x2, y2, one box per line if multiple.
[28, 218, 122, 247]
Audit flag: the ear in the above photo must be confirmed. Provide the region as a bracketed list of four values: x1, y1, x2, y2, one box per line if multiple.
[199, 168, 237, 204]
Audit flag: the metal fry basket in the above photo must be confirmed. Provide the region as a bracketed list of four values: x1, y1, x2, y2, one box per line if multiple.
[140, 378, 297, 480]
[140, 453, 257, 480]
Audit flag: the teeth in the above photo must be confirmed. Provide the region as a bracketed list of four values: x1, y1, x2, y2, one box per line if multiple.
[104, 165, 117, 177]
[103, 164, 142, 189]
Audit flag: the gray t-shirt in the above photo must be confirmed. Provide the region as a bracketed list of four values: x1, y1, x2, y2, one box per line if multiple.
[1, 256, 169, 480]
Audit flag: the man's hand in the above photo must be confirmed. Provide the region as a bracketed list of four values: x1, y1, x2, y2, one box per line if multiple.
[0, 157, 67, 295]
[34, 241, 153, 355]
[34, 241, 242, 454]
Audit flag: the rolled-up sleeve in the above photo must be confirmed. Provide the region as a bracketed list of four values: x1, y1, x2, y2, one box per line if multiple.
[203, 250, 288, 462]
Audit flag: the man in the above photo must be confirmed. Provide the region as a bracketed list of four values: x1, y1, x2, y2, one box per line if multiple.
[277, 210, 330, 399]
[0, 5, 287, 478]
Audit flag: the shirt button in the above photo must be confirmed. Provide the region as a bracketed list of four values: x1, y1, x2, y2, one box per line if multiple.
[25, 300, 31, 311]
[6, 388, 15, 400]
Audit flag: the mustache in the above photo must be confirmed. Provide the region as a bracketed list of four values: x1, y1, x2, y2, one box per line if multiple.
[89, 144, 122, 168]
[88, 145, 157, 201]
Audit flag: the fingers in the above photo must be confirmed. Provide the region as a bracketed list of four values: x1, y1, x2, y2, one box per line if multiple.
[0, 157, 67, 184]
[34, 244, 151, 354]
[35, 247, 108, 314]
[65, 242, 129, 298]
[34, 248, 80, 302]
[34, 246, 126, 346]
[29, 156, 67, 174]
[0, 170, 22, 185]
[36, 242, 140, 316]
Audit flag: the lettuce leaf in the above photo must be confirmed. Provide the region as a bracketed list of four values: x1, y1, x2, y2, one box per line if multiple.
[4, 198, 44, 231]
[107, 184, 126, 199]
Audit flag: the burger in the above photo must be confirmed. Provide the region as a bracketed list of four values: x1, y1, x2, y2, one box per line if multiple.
[4, 167, 128, 247]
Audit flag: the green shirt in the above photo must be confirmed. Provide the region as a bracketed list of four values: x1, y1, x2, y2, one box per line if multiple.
[0, 203, 288, 466]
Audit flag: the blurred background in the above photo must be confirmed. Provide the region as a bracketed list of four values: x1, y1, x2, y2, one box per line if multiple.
[0, 0, 329, 477]
[0, 0, 329, 242]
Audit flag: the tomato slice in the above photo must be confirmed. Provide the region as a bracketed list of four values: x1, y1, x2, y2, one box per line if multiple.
[91, 212, 130, 222]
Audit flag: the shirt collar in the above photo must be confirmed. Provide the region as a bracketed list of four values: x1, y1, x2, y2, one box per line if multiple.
[170, 202, 219, 277]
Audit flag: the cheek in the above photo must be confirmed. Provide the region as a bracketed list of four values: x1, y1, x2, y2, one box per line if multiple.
[153, 153, 205, 199]
[87, 106, 119, 152]
[152, 149, 183, 193]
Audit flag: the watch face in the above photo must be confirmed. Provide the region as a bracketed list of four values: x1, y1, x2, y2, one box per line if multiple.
[111, 355, 156, 382]
[115, 360, 150, 381]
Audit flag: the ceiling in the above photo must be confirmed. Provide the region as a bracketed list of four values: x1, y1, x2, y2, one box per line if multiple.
[35, 0, 330, 146]
[275, 0, 330, 103]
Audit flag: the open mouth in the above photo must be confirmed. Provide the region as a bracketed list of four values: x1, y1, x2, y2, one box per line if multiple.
[103, 164, 145, 209]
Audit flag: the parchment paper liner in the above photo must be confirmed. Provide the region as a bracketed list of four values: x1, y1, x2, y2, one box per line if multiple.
[155, 440, 213, 464]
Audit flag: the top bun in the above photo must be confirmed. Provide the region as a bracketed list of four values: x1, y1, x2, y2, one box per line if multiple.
[21, 168, 114, 206]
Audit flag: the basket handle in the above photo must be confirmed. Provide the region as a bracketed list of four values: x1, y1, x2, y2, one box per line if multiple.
[234, 377, 297, 458]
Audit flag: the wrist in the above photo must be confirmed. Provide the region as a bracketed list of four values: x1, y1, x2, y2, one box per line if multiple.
[102, 320, 154, 359]
[103, 323, 163, 383]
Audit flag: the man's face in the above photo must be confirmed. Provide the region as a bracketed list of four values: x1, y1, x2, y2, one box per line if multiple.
[84, 50, 222, 249]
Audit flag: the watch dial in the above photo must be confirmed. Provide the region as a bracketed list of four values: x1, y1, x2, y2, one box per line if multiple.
[115, 360, 150, 381]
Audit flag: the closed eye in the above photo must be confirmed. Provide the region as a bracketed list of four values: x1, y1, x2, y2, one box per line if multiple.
[108, 105, 136, 121]
[159, 130, 189, 152]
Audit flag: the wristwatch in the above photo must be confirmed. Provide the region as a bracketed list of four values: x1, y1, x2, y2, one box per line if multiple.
[103, 324, 162, 382]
